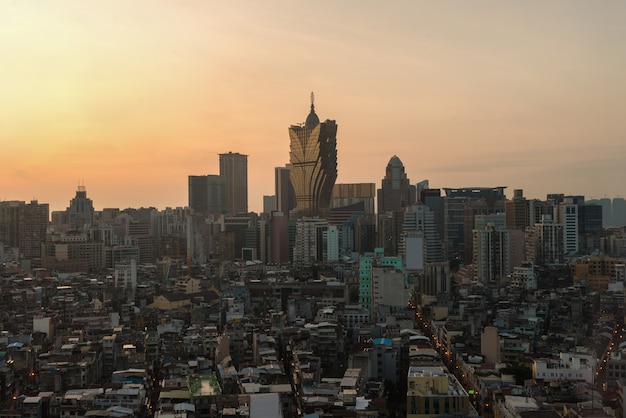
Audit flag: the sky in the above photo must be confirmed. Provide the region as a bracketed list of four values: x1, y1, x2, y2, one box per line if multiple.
[1, 1, 625, 213]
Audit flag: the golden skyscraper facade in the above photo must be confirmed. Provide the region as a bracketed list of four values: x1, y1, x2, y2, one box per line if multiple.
[289, 94, 338, 218]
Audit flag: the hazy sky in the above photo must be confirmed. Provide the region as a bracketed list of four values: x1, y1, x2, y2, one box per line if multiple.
[1, 1, 625, 213]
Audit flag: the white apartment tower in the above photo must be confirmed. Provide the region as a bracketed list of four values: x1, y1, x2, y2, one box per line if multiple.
[555, 198, 579, 257]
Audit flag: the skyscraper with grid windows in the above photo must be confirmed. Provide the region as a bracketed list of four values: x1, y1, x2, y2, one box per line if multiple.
[219, 152, 248, 214]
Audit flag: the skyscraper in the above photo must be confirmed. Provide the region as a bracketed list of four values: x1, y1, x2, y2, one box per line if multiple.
[554, 197, 579, 257]
[377, 155, 415, 213]
[289, 93, 338, 218]
[67, 186, 94, 230]
[219, 152, 248, 214]
[376, 155, 415, 255]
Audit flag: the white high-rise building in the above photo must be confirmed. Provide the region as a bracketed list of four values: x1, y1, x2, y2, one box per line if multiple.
[555, 198, 579, 257]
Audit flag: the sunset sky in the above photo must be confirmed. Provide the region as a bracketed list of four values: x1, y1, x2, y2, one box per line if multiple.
[1, 1, 625, 213]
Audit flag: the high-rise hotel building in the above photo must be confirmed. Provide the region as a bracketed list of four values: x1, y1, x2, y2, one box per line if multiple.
[289, 94, 338, 218]
[219, 152, 248, 214]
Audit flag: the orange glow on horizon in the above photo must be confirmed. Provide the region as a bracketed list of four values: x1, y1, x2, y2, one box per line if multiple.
[1, 1, 625, 212]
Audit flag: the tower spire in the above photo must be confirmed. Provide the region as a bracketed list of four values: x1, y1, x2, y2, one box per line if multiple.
[304, 91, 320, 129]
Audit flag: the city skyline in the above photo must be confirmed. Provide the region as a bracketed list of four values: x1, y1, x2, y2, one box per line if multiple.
[1, 1, 625, 213]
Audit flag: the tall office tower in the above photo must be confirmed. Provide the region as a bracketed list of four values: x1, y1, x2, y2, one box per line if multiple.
[377, 156, 415, 256]
[377, 155, 415, 213]
[19, 200, 49, 260]
[188, 175, 225, 214]
[219, 152, 248, 214]
[275, 165, 296, 215]
[67, 185, 95, 230]
[554, 194, 593, 256]
[289, 94, 338, 218]
[442, 187, 507, 262]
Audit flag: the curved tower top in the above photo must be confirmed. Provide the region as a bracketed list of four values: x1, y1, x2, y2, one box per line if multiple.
[378, 155, 415, 213]
[384, 155, 409, 185]
[387, 155, 404, 169]
[305, 91, 320, 129]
